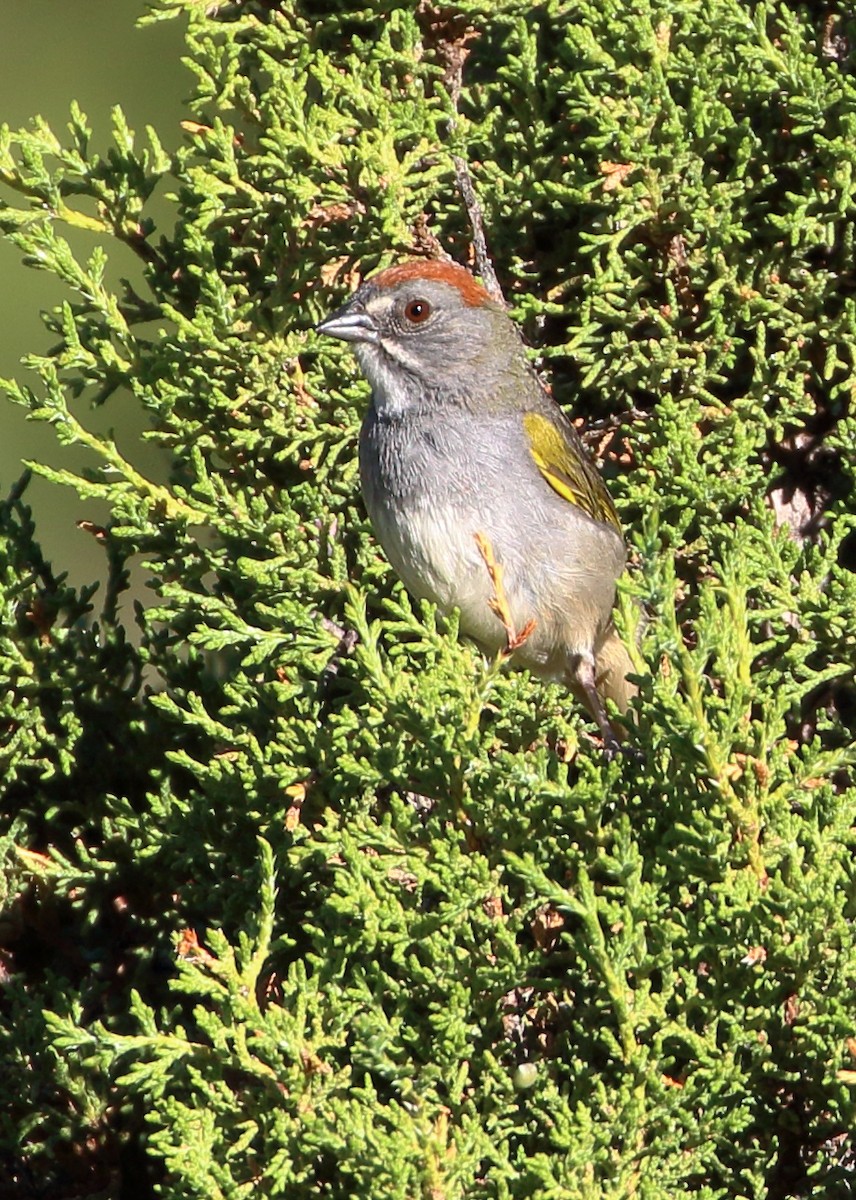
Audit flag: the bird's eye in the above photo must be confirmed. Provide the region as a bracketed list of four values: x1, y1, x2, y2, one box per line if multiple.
[403, 298, 432, 324]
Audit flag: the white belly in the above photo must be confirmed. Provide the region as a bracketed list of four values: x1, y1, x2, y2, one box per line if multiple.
[367, 496, 622, 676]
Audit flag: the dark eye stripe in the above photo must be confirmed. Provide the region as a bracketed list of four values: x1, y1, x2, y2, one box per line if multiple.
[404, 299, 431, 323]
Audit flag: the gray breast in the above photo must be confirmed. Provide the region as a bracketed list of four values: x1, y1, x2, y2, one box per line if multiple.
[358, 403, 624, 635]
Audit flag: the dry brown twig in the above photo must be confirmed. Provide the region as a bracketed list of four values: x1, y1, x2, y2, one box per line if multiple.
[475, 531, 536, 653]
[419, 1, 505, 304]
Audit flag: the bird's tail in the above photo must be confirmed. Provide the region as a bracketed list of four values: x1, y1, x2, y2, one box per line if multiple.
[595, 624, 638, 714]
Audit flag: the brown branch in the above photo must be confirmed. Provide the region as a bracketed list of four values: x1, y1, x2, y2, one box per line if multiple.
[452, 156, 504, 303]
[421, 1, 505, 304]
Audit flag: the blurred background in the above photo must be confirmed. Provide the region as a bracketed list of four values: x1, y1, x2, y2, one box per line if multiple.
[0, 3, 187, 588]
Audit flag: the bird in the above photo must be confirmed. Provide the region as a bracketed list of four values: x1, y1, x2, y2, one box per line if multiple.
[317, 258, 636, 755]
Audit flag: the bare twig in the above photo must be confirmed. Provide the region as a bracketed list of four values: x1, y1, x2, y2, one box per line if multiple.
[452, 156, 504, 303]
[474, 531, 535, 653]
[420, 1, 505, 303]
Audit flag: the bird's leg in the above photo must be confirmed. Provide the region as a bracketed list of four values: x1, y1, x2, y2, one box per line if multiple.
[573, 653, 623, 759]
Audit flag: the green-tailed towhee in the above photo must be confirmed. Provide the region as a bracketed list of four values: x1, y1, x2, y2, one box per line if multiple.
[317, 259, 636, 753]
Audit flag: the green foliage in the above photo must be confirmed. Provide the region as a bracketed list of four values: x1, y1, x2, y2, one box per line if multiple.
[1, 1, 855, 1196]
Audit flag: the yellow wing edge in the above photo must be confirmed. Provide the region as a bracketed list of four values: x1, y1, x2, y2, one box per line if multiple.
[523, 411, 622, 533]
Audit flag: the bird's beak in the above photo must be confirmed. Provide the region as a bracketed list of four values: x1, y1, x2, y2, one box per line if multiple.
[316, 303, 378, 345]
